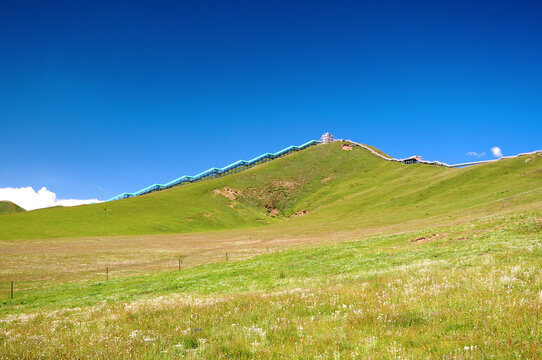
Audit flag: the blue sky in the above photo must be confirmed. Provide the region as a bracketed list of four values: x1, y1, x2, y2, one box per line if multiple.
[1, 0, 541, 207]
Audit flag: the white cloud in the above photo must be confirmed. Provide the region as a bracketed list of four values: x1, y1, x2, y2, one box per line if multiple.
[491, 146, 503, 158]
[0, 187, 100, 211]
[465, 151, 486, 157]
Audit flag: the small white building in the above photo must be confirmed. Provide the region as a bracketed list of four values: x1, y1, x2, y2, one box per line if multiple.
[321, 132, 334, 143]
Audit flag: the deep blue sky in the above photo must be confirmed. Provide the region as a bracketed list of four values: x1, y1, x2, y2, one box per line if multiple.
[1, 0, 541, 200]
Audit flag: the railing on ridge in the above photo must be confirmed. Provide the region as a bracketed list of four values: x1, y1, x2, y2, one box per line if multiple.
[108, 138, 541, 202]
[338, 139, 542, 168]
[107, 140, 321, 201]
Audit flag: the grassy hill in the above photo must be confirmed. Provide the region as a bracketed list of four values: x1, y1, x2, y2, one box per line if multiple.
[1, 142, 541, 358]
[0, 201, 25, 215]
[0, 142, 541, 240]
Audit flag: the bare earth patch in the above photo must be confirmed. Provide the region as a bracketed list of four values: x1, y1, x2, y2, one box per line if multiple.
[292, 210, 309, 218]
[265, 204, 280, 216]
[212, 187, 241, 200]
[321, 176, 333, 183]
[272, 180, 296, 189]
[410, 233, 446, 244]
[451, 236, 468, 241]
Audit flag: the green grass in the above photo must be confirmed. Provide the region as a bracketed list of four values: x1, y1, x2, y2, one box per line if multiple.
[0, 142, 541, 240]
[0, 201, 25, 215]
[1, 143, 541, 358]
[0, 211, 540, 358]
[360, 143, 392, 158]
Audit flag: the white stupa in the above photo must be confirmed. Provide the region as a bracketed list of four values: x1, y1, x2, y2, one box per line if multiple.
[320, 132, 334, 143]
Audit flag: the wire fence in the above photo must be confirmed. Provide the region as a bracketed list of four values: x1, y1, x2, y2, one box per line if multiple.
[1, 246, 282, 301]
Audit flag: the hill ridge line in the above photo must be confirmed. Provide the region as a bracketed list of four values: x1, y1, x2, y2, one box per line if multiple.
[339, 139, 542, 168]
[107, 138, 541, 202]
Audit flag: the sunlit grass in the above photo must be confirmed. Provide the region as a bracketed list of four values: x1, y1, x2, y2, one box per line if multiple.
[1, 144, 541, 358]
[1, 211, 540, 358]
[1, 143, 541, 241]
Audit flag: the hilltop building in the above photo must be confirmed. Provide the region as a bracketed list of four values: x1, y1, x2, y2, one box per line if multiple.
[321, 132, 334, 143]
[400, 156, 423, 164]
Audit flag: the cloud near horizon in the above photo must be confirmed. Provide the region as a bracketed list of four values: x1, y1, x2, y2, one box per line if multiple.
[491, 146, 503, 158]
[0, 187, 100, 211]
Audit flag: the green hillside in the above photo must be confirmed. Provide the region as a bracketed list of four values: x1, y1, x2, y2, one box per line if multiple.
[0, 201, 26, 215]
[0, 142, 541, 240]
[1, 142, 541, 358]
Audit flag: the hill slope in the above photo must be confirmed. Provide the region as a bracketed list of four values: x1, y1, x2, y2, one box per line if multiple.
[0, 201, 26, 215]
[0, 142, 541, 240]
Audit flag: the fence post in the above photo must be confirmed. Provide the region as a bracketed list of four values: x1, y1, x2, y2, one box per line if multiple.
[10, 281, 13, 299]
[226, 251, 228, 262]
[106, 267, 109, 282]
[178, 257, 182, 272]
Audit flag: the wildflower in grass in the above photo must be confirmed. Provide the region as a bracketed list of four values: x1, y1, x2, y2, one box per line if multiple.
[244, 325, 266, 338]
[251, 340, 262, 351]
